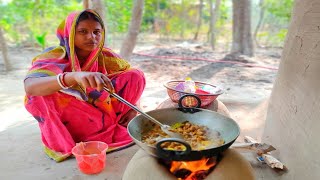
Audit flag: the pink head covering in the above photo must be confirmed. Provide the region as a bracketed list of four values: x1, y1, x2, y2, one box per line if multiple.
[56, 9, 105, 72]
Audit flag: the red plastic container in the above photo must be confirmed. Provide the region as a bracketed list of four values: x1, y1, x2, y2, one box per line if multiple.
[72, 141, 108, 174]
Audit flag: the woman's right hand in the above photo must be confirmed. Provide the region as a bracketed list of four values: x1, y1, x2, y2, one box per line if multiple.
[24, 71, 114, 96]
[71, 72, 114, 92]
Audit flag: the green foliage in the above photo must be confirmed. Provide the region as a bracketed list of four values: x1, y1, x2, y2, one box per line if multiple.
[277, 29, 288, 40]
[0, 0, 82, 47]
[0, 18, 11, 31]
[256, 29, 288, 47]
[254, 0, 293, 47]
[269, 28, 288, 45]
[217, 0, 231, 26]
[105, 0, 133, 33]
[35, 32, 47, 50]
[0, 0, 294, 49]
[264, 0, 293, 21]
[142, 0, 168, 32]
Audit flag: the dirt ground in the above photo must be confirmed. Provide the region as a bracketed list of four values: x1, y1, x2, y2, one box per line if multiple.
[0, 42, 281, 179]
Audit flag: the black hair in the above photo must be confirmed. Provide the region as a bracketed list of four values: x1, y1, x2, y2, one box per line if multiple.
[76, 10, 104, 28]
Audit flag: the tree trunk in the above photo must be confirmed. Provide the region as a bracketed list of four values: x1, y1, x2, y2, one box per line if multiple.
[0, 28, 11, 72]
[153, 0, 160, 33]
[83, 0, 89, 9]
[120, 0, 144, 60]
[89, 0, 108, 45]
[179, 0, 187, 39]
[253, 0, 265, 48]
[263, 0, 320, 179]
[208, 0, 221, 50]
[89, 0, 105, 20]
[193, 0, 204, 41]
[230, 0, 253, 57]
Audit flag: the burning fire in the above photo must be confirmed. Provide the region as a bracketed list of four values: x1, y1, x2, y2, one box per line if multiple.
[169, 157, 217, 180]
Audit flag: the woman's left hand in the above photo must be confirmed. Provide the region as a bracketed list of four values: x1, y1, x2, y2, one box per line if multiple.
[118, 109, 137, 127]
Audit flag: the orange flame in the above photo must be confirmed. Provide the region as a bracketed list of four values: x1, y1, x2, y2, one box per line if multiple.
[170, 158, 216, 180]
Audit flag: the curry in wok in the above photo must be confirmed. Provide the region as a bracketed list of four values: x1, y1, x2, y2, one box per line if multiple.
[142, 121, 224, 151]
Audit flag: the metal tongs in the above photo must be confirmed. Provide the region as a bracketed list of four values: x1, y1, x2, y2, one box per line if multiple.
[103, 87, 183, 139]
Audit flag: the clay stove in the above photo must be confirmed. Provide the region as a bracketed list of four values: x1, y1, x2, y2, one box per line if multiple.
[123, 99, 254, 179]
[123, 148, 254, 180]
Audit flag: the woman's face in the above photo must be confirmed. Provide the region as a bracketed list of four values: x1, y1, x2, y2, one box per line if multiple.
[74, 18, 103, 54]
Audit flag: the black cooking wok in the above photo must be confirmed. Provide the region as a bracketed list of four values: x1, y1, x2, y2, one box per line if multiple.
[127, 102, 240, 161]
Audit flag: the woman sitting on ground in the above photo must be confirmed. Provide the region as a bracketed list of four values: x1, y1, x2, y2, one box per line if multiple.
[24, 9, 145, 162]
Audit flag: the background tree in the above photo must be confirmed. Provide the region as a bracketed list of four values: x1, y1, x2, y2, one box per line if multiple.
[0, 27, 10, 71]
[230, 0, 254, 57]
[0, 0, 294, 58]
[83, 0, 89, 9]
[179, 0, 187, 39]
[104, 0, 133, 47]
[208, 0, 221, 50]
[120, 0, 144, 60]
[257, 0, 293, 47]
[193, 0, 204, 40]
[253, 0, 265, 47]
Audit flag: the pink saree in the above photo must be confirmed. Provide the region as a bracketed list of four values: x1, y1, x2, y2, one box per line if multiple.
[24, 10, 145, 162]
